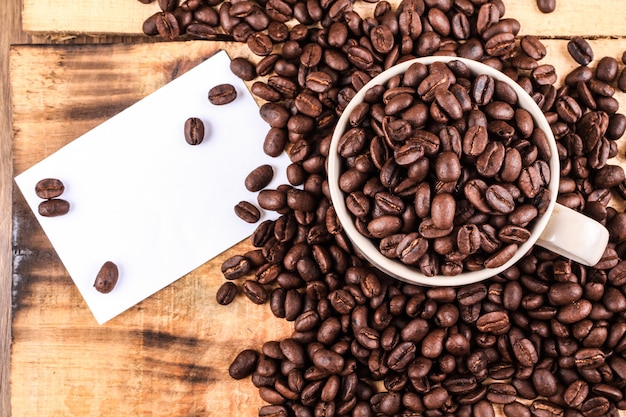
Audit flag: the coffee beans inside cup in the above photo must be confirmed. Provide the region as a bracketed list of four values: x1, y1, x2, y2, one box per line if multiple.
[337, 60, 551, 276]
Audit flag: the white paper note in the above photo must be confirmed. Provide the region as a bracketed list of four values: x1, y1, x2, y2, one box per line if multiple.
[15, 50, 290, 324]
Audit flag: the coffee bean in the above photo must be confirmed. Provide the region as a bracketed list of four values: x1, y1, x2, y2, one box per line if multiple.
[568, 36, 594, 66]
[93, 261, 119, 294]
[536, 0, 556, 13]
[155, 12, 180, 40]
[260, 103, 290, 128]
[503, 401, 531, 417]
[245, 164, 274, 192]
[564, 380, 589, 408]
[208, 83, 237, 105]
[35, 178, 65, 199]
[229, 349, 259, 379]
[221, 255, 252, 280]
[38, 198, 70, 217]
[234, 201, 261, 223]
[486, 382, 516, 404]
[184, 117, 204, 145]
[242, 279, 268, 304]
[230, 57, 256, 81]
[216, 281, 237, 305]
[581, 396, 610, 417]
[530, 399, 563, 417]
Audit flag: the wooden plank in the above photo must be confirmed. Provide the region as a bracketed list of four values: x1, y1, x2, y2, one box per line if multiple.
[21, 0, 626, 38]
[10, 39, 626, 417]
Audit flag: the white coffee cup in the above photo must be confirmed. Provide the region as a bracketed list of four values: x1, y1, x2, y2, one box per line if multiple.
[327, 56, 610, 287]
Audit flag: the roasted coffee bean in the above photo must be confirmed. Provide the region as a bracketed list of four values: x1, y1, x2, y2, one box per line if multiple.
[216, 281, 237, 305]
[93, 261, 119, 294]
[221, 255, 252, 280]
[35, 178, 65, 199]
[568, 36, 594, 66]
[229, 349, 259, 380]
[503, 401, 531, 417]
[260, 103, 290, 128]
[184, 117, 204, 145]
[530, 399, 562, 417]
[243, 279, 268, 304]
[581, 396, 610, 417]
[208, 83, 237, 105]
[564, 380, 589, 408]
[230, 57, 256, 81]
[245, 164, 274, 192]
[155, 11, 180, 40]
[536, 0, 556, 13]
[38, 198, 70, 217]
[486, 382, 516, 404]
[476, 311, 510, 335]
[234, 201, 261, 223]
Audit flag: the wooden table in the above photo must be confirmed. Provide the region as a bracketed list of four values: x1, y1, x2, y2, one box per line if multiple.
[3, 1, 626, 416]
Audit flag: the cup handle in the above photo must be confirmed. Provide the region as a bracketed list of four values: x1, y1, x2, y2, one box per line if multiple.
[536, 203, 610, 266]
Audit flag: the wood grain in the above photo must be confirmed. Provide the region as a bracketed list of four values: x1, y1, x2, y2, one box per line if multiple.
[0, 0, 34, 414]
[21, 0, 626, 38]
[10, 37, 626, 417]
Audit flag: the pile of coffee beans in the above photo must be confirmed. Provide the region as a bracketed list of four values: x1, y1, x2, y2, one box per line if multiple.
[136, 0, 626, 416]
[337, 60, 552, 276]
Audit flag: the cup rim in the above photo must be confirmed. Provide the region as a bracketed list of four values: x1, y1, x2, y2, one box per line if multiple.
[327, 56, 560, 287]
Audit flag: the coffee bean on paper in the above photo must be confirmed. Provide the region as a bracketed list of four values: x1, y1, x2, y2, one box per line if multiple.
[38, 199, 70, 217]
[35, 178, 65, 199]
[234, 200, 261, 223]
[244, 164, 274, 192]
[93, 261, 119, 294]
[184, 117, 204, 145]
[208, 83, 237, 105]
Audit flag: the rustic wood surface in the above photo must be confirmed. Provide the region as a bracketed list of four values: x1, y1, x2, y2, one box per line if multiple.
[20, 0, 626, 38]
[5, 1, 626, 417]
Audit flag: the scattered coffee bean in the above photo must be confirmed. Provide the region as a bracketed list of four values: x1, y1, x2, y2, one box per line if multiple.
[234, 201, 261, 223]
[38, 198, 70, 217]
[536, 0, 556, 13]
[35, 178, 65, 199]
[245, 164, 274, 192]
[568, 36, 594, 66]
[155, 12, 179, 41]
[208, 83, 237, 105]
[184, 117, 204, 145]
[229, 349, 258, 379]
[216, 281, 237, 305]
[93, 261, 119, 294]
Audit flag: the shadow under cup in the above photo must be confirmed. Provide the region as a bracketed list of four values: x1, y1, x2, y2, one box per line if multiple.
[327, 56, 610, 287]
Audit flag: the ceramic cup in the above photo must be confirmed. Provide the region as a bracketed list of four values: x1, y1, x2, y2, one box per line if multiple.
[327, 56, 610, 287]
